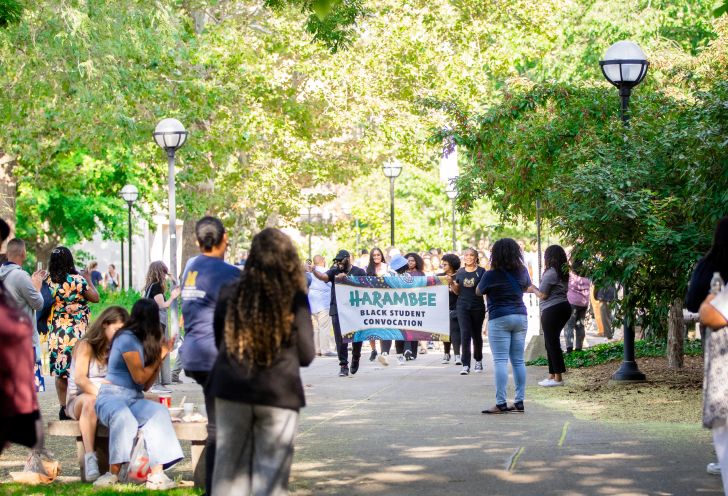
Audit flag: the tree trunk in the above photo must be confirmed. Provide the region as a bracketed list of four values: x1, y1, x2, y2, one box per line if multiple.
[0, 151, 17, 249]
[180, 218, 199, 276]
[667, 297, 685, 369]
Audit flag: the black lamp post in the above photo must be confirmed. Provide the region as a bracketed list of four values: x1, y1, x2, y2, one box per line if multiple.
[382, 160, 403, 247]
[119, 184, 139, 289]
[600, 40, 649, 382]
[445, 182, 457, 252]
[153, 118, 188, 384]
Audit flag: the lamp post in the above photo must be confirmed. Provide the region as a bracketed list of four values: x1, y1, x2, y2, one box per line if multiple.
[445, 182, 457, 252]
[153, 118, 188, 385]
[119, 184, 139, 289]
[382, 160, 403, 247]
[600, 40, 648, 382]
[536, 197, 542, 280]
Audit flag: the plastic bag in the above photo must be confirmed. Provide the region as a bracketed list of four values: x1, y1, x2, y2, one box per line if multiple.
[120, 430, 152, 484]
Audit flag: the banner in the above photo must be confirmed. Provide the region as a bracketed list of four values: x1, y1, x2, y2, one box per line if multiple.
[334, 275, 450, 342]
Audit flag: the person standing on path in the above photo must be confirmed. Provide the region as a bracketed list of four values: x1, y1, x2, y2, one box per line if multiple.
[476, 237, 533, 413]
[563, 257, 591, 353]
[533, 245, 571, 387]
[450, 248, 486, 376]
[208, 228, 315, 496]
[103, 264, 120, 292]
[403, 252, 426, 359]
[438, 253, 461, 365]
[179, 216, 241, 496]
[382, 254, 409, 365]
[365, 247, 392, 364]
[307, 255, 335, 357]
[46, 246, 100, 419]
[307, 249, 366, 377]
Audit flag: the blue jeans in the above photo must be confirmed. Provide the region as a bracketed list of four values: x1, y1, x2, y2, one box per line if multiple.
[95, 384, 183, 469]
[487, 314, 528, 405]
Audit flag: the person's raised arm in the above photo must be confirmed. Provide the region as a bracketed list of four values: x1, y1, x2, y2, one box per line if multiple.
[153, 286, 181, 309]
[309, 268, 331, 283]
[121, 336, 174, 389]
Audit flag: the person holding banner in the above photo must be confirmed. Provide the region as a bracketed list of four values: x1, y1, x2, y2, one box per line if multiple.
[404, 252, 426, 359]
[476, 238, 533, 414]
[451, 248, 486, 375]
[379, 254, 409, 365]
[308, 250, 366, 377]
[438, 254, 461, 365]
[365, 247, 394, 366]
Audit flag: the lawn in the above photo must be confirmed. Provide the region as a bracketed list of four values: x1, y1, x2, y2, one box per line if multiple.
[0, 482, 202, 496]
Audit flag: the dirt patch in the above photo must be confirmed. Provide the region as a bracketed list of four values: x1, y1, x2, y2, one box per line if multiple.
[528, 355, 705, 425]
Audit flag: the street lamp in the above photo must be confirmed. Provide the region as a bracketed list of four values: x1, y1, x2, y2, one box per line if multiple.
[119, 184, 139, 290]
[445, 181, 457, 252]
[153, 118, 188, 385]
[600, 41, 648, 382]
[382, 160, 402, 247]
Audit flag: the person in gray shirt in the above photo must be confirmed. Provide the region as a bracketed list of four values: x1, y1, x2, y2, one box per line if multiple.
[532, 245, 571, 387]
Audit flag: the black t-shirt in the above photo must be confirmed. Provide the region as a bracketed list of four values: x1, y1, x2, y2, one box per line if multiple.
[326, 265, 367, 316]
[455, 267, 486, 311]
[437, 272, 458, 311]
[144, 282, 167, 325]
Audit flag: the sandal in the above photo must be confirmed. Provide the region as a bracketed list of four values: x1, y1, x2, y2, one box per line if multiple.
[481, 403, 511, 414]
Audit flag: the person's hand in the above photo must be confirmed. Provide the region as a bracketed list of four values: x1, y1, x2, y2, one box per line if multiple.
[335, 273, 348, 281]
[31, 270, 46, 290]
[161, 334, 177, 359]
[170, 286, 181, 300]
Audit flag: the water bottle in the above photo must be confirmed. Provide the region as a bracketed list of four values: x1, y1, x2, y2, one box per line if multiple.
[711, 272, 724, 295]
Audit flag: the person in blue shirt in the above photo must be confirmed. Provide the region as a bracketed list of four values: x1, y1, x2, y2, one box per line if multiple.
[93, 299, 181, 489]
[179, 216, 241, 496]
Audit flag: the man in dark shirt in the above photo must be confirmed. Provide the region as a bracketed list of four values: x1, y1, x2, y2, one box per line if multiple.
[308, 250, 366, 377]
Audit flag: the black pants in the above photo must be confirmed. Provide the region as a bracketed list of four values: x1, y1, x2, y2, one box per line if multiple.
[185, 370, 215, 496]
[332, 314, 362, 367]
[444, 314, 461, 355]
[542, 302, 572, 374]
[457, 306, 485, 367]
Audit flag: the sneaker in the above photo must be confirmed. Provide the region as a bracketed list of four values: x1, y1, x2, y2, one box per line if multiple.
[404, 350, 413, 361]
[418, 346, 427, 354]
[441, 353, 451, 364]
[149, 385, 173, 394]
[324, 351, 337, 357]
[482, 403, 511, 414]
[708, 462, 721, 475]
[338, 366, 349, 377]
[397, 354, 405, 365]
[84, 452, 100, 482]
[59, 406, 71, 421]
[369, 349, 378, 361]
[350, 359, 360, 375]
[474, 361, 483, 373]
[538, 378, 564, 387]
[146, 471, 176, 490]
[509, 401, 525, 413]
[170, 373, 182, 384]
[378, 352, 389, 366]
[454, 355, 462, 365]
[460, 366, 470, 376]
[93, 472, 119, 487]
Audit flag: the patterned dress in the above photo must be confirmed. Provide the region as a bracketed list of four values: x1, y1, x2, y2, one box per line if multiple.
[47, 274, 89, 378]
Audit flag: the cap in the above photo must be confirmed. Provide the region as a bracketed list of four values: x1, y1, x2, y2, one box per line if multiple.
[333, 249, 351, 262]
[389, 254, 408, 272]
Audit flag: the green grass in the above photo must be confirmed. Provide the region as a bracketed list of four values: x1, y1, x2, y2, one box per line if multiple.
[0, 482, 202, 495]
[90, 289, 141, 320]
[526, 339, 704, 368]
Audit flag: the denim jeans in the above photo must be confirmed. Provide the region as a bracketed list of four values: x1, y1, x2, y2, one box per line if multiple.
[487, 314, 528, 405]
[95, 384, 183, 469]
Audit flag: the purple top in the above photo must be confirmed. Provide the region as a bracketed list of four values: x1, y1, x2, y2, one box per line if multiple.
[567, 273, 591, 308]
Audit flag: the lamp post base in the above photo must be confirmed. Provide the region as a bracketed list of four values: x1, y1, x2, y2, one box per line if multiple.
[611, 360, 646, 382]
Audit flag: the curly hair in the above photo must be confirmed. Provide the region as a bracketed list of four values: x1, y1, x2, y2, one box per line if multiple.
[49, 246, 78, 284]
[490, 238, 523, 271]
[366, 247, 386, 276]
[404, 252, 424, 272]
[82, 306, 129, 363]
[441, 253, 461, 272]
[544, 244, 569, 282]
[224, 228, 307, 367]
[144, 261, 169, 293]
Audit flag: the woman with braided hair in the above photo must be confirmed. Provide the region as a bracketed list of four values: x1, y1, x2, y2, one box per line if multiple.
[208, 228, 315, 496]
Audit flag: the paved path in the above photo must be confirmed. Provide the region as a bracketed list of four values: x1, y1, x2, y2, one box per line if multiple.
[1, 343, 721, 495]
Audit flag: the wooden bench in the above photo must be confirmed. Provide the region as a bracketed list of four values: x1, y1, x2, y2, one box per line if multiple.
[47, 420, 207, 487]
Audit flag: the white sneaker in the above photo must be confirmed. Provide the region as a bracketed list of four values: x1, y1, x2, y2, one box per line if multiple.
[460, 366, 470, 375]
[538, 378, 564, 387]
[474, 361, 483, 373]
[378, 352, 389, 366]
[146, 471, 176, 490]
[397, 354, 405, 365]
[441, 353, 451, 364]
[708, 462, 721, 475]
[454, 355, 462, 365]
[84, 452, 100, 482]
[93, 472, 119, 487]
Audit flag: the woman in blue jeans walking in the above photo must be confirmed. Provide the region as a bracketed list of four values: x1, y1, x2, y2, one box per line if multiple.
[93, 299, 182, 489]
[476, 238, 534, 414]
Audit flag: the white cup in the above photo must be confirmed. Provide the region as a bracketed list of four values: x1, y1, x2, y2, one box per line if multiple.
[183, 403, 194, 416]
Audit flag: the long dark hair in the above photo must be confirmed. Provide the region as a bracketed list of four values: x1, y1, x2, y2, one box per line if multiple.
[224, 228, 305, 367]
[82, 306, 129, 363]
[544, 245, 569, 282]
[490, 238, 523, 271]
[705, 216, 728, 281]
[114, 299, 162, 367]
[404, 252, 424, 272]
[49, 246, 78, 284]
[366, 247, 386, 276]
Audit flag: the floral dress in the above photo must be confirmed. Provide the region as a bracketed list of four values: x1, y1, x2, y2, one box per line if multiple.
[47, 274, 89, 378]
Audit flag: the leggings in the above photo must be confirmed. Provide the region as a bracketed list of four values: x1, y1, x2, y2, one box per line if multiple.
[541, 302, 572, 374]
[444, 315, 461, 355]
[456, 306, 485, 368]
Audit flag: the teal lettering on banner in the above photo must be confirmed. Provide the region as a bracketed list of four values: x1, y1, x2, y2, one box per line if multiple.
[349, 289, 438, 308]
